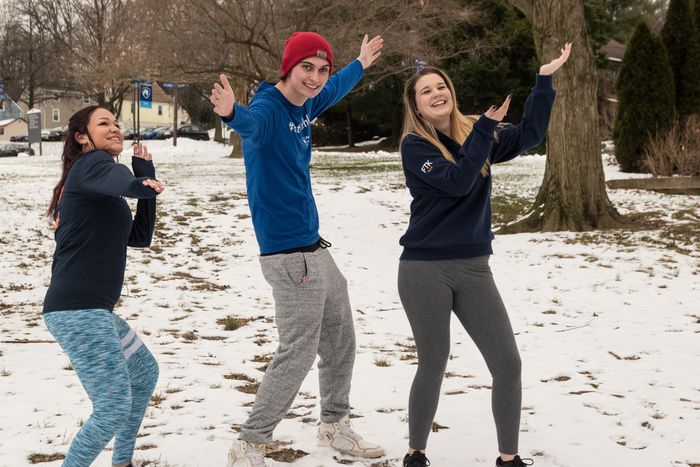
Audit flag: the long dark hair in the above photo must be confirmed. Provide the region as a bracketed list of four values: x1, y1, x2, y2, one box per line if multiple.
[47, 105, 103, 217]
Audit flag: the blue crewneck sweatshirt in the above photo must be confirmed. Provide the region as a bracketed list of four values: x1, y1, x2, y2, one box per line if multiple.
[43, 151, 159, 313]
[399, 74, 555, 261]
[223, 60, 365, 254]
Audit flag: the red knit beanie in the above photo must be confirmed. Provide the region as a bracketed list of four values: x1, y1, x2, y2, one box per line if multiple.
[280, 32, 333, 78]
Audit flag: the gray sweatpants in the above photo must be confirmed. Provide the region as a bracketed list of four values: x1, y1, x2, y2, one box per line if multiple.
[398, 256, 522, 454]
[240, 248, 356, 444]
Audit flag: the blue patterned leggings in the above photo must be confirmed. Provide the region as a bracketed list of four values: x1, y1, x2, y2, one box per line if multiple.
[44, 309, 159, 466]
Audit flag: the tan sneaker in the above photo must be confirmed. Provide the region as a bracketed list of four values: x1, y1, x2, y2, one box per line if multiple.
[226, 440, 267, 467]
[317, 415, 385, 458]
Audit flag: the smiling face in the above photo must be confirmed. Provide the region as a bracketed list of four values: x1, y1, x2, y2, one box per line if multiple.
[75, 108, 123, 156]
[281, 56, 331, 105]
[413, 73, 455, 130]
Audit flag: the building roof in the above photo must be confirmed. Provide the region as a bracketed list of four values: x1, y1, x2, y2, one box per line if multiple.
[601, 39, 626, 62]
[0, 117, 25, 127]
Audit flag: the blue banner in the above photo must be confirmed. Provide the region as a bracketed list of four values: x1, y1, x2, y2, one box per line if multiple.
[0, 83, 5, 101]
[139, 82, 152, 109]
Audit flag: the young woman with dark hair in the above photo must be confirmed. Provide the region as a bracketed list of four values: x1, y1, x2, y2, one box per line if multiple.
[398, 44, 571, 467]
[43, 106, 164, 467]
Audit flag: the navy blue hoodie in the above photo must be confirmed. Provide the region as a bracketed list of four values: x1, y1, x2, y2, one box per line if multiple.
[399, 74, 555, 261]
[43, 151, 159, 313]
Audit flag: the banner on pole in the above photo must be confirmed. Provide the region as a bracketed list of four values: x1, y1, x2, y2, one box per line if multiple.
[139, 82, 152, 109]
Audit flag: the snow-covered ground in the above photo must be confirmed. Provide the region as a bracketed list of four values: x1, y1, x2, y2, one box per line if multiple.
[1, 140, 698, 467]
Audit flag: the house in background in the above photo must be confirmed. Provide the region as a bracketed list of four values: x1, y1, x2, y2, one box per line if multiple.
[0, 98, 26, 141]
[18, 89, 97, 129]
[599, 39, 626, 140]
[16, 85, 189, 132]
[119, 84, 190, 129]
[0, 117, 27, 141]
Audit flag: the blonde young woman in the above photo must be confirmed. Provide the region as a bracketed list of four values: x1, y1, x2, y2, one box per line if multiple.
[397, 44, 571, 467]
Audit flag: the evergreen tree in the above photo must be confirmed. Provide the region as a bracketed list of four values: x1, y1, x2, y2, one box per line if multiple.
[614, 22, 675, 172]
[662, 0, 700, 117]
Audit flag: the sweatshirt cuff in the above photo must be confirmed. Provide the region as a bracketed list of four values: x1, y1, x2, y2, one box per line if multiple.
[534, 74, 553, 90]
[132, 157, 155, 178]
[221, 105, 236, 123]
[475, 114, 499, 134]
[350, 59, 365, 77]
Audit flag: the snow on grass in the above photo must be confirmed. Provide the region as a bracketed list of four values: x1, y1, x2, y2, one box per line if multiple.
[0, 140, 698, 466]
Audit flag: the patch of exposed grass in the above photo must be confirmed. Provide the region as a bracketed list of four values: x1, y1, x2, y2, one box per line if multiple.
[251, 354, 273, 363]
[491, 194, 532, 228]
[150, 393, 166, 406]
[373, 355, 392, 367]
[266, 448, 308, 462]
[27, 453, 65, 463]
[236, 382, 260, 394]
[217, 315, 252, 331]
[224, 373, 256, 382]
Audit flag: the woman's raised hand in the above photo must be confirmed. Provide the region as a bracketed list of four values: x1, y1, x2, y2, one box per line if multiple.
[133, 143, 164, 192]
[539, 43, 573, 76]
[133, 143, 152, 161]
[484, 95, 512, 122]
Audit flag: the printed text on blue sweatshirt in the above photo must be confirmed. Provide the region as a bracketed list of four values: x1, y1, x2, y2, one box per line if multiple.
[399, 74, 555, 261]
[43, 151, 159, 313]
[223, 60, 364, 254]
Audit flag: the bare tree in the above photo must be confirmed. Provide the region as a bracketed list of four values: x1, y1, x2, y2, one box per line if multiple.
[34, 0, 148, 114]
[0, 0, 61, 108]
[141, 0, 479, 147]
[502, 0, 626, 232]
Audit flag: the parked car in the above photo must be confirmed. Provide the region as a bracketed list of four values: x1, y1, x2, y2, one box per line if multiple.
[10, 135, 28, 142]
[178, 124, 210, 141]
[153, 126, 173, 139]
[47, 127, 65, 141]
[0, 142, 35, 157]
[140, 127, 160, 140]
[0, 144, 19, 157]
[41, 129, 52, 141]
[122, 128, 135, 140]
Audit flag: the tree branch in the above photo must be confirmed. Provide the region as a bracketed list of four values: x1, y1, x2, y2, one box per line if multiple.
[507, 0, 533, 21]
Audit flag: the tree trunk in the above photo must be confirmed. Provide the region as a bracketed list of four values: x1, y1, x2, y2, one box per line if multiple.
[228, 131, 243, 158]
[214, 117, 223, 143]
[502, 0, 627, 233]
[346, 103, 355, 147]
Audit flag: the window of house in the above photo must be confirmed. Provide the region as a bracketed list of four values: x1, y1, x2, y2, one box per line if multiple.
[131, 103, 134, 113]
[158, 105, 163, 116]
[0, 128, 4, 136]
[53, 109, 60, 122]
[83, 95, 90, 104]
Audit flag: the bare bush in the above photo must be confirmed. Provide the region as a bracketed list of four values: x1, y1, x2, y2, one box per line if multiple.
[644, 115, 700, 176]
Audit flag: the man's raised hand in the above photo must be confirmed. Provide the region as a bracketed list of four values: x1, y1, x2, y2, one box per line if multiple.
[211, 74, 236, 119]
[357, 34, 384, 70]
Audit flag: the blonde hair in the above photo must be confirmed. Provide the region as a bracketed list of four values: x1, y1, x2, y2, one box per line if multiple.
[402, 67, 491, 176]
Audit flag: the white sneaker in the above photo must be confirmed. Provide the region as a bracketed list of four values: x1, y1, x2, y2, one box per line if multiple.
[317, 415, 385, 458]
[226, 440, 267, 467]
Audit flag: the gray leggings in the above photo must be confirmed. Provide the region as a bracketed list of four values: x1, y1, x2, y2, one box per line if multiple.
[398, 256, 521, 454]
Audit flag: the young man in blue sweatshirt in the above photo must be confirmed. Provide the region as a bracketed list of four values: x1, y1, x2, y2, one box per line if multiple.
[398, 45, 571, 467]
[211, 32, 385, 466]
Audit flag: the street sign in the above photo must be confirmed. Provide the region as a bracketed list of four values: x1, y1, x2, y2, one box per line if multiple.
[27, 109, 42, 144]
[139, 82, 152, 109]
[161, 82, 189, 91]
